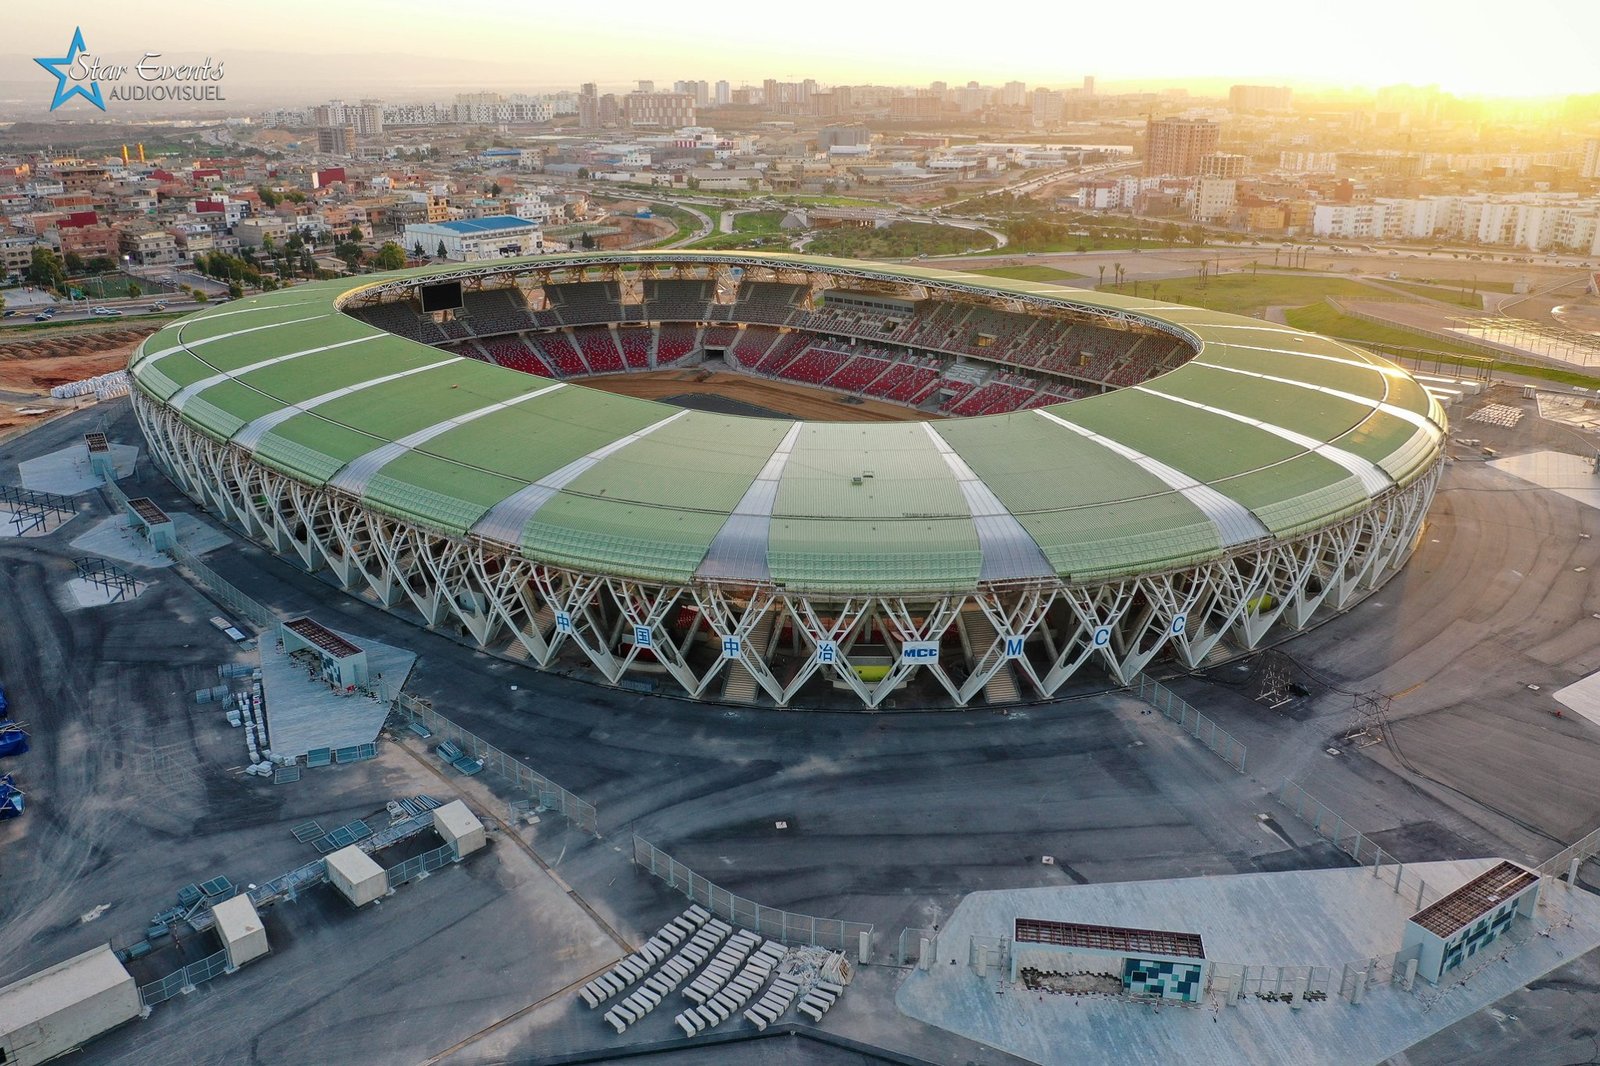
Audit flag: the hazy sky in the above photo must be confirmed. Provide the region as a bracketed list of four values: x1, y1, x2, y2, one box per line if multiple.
[11, 0, 1600, 101]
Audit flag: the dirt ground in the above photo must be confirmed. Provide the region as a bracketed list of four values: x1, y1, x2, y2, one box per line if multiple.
[579, 367, 935, 422]
[0, 326, 150, 393]
[0, 406, 68, 442]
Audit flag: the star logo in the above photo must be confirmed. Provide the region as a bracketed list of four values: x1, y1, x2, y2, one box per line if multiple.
[35, 28, 107, 112]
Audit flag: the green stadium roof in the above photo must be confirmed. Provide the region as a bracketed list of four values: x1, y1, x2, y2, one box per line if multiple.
[129, 251, 1447, 592]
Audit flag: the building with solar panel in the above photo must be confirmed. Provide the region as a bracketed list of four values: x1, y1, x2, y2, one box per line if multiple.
[127, 252, 1447, 710]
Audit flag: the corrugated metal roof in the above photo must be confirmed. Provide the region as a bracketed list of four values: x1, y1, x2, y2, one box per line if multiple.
[471, 410, 687, 546]
[129, 252, 1447, 588]
[1035, 409, 1270, 549]
[697, 421, 802, 582]
[921, 423, 1054, 582]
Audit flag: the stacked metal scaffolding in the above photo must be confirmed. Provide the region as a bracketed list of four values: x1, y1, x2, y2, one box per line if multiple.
[73, 556, 140, 602]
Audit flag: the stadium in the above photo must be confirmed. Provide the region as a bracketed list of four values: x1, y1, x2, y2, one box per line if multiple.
[127, 251, 1447, 709]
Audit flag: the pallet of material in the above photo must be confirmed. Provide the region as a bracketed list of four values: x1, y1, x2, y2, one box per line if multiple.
[579, 906, 711, 1008]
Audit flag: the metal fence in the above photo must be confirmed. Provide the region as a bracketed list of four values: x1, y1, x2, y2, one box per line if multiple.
[1324, 297, 1509, 361]
[896, 927, 938, 967]
[1131, 675, 1247, 773]
[1276, 779, 1440, 910]
[632, 834, 873, 957]
[166, 541, 277, 632]
[137, 948, 233, 1008]
[138, 968, 186, 1007]
[1540, 824, 1600, 882]
[385, 840, 457, 887]
[1207, 962, 1337, 1002]
[388, 691, 598, 836]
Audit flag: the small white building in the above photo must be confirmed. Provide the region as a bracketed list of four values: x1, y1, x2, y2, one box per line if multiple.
[212, 893, 270, 970]
[432, 800, 486, 858]
[1402, 860, 1540, 984]
[0, 944, 141, 1066]
[279, 617, 367, 689]
[327, 844, 389, 907]
[1010, 918, 1208, 1003]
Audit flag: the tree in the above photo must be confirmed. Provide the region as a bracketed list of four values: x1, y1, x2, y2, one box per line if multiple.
[581, 231, 596, 250]
[347, 225, 363, 242]
[227, 280, 244, 300]
[64, 251, 85, 275]
[412, 241, 426, 258]
[194, 290, 209, 303]
[1185, 225, 1206, 246]
[436, 240, 448, 259]
[489, 182, 502, 198]
[257, 185, 281, 208]
[373, 241, 406, 271]
[27, 248, 67, 293]
[1160, 222, 1182, 247]
[128, 282, 142, 298]
[86, 256, 114, 274]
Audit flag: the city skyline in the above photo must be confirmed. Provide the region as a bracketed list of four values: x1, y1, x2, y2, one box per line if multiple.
[5, 0, 1599, 108]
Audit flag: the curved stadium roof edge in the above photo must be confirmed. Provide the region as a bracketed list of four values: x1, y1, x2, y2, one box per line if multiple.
[128, 251, 1448, 593]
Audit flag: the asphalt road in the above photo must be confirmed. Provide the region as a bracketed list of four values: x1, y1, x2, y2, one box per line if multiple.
[4, 387, 1600, 1063]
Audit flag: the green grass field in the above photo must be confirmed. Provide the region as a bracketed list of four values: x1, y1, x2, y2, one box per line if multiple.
[1281, 303, 1491, 357]
[966, 265, 1088, 283]
[1106, 274, 1393, 317]
[977, 234, 1154, 256]
[636, 203, 705, 248]
[685, 210, 791, 250]
[1378, 278, 1513, 305]
[808, 221, 996, 259]
[1281, 304, 1600, 389]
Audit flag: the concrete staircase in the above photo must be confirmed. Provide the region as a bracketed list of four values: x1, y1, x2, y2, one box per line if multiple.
[959, 610, 1020, 705]
[721, 613, 775, 705]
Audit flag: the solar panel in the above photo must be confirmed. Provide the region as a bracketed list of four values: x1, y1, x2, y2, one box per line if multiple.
[274, 765, 302, 784]
[199, 876, 234, 899]
[291, 820, 324, 842]
[306, 748, 333, 768]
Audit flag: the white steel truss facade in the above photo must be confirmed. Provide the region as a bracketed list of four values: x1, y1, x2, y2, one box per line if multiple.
[135, 391, 1442, 709]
